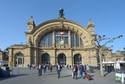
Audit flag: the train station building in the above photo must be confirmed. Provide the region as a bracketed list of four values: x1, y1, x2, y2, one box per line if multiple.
[7, 10, 109, 67]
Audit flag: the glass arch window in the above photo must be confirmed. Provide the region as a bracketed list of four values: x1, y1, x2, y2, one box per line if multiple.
[71, 32, 83, 47]
[39, 32, 53, 47]
[55, 31, 68, 45]
[39, 30, 83, 47]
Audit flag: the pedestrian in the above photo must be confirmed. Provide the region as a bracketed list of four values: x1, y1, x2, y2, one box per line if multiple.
[56, 63, 62, 79]
[49, 64, 53, 72]
[69, 65, 71, 69]
[79, 64, 85, 79]
[86, 64, 90, 72]
[29, 64, 32, 70]
[43, 64, 47, 73]
[72, 64, 78, 79]
[67, 65, 69, 69]
[38, 64, 43, 76]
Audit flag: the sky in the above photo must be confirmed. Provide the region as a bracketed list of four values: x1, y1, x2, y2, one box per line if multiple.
[0, 0, 125, 53]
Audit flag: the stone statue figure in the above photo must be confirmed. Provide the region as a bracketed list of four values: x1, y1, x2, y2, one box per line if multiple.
[28, 37, 32, 45]
[59, 8, 64, 17]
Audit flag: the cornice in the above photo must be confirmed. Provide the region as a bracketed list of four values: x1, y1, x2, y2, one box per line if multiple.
[31, 19, 88, 34]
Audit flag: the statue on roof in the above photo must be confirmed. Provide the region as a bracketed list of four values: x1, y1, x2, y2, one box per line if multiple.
[59, 8, 64, 17]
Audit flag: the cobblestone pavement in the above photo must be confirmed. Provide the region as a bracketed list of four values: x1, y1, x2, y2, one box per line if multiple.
[0, 67, 121, 84]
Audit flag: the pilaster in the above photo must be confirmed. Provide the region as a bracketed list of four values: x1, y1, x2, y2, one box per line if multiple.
[68, 31, 71, 47]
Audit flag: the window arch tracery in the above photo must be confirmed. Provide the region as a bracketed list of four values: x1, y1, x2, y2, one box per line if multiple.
[39, 30, 83, 48]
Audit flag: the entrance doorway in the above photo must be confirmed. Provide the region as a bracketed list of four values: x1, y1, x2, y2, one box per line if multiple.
[58, 53, 66, 65]
[74, 54, 82, 64]
[15, 52, 24, 67]
[41, 53, 50, 64]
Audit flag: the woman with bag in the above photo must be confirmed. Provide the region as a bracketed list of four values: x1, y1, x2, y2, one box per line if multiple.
[72, 64, 78, 79]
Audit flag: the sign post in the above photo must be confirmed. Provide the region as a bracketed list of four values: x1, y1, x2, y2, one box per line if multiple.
[121, 73, 124, 84]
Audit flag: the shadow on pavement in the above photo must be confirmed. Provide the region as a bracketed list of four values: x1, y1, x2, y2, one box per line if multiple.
[61, 75, 72, 78]
[47, 72, 57, 75]
[0, 74, 29, 81]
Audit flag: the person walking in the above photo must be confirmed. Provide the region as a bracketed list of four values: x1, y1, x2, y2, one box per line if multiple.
[86, 64, 90, 72]
[79, 64, 85, 79]
[49, 64, 53, 72]
[43, 64, 47, 73]
[56, 63, 62, 79]
[38, 64, 43, 76]
[72, 64, 78, 79]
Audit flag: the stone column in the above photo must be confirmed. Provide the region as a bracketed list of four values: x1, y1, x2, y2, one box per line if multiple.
[8, 48, 13, 66]
[38, 49, 41, 64]
[82, 50, 87, 65]
[55, 50, 57, 65]
[66, 50, 73, 66]
[74, 34, 76, 47]
[53, 31, 55, 47]
[71, 50, 73, 66]
[68, 31, 71, 47]
[34, 48, 37, 65]
[24, 47, 31, 65]
[36, 48, 39, 65]
[79, 36, 81, 47]
[67, 57, 72, 66]
[51, 56, 55, 65]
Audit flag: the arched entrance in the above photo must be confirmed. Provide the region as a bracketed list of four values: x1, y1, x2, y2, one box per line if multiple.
[58, 53, 66, 65]
[74, 54, 82, 64]
[41, 53, 50, 64]
[14, 52, 24, 67]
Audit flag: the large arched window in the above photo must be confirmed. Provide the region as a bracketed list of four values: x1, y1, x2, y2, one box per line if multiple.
[39, 30, 83, 47]
[55, 31, 68, 45]
[39, 32, 53, 47]
[71, 32, 83, 47]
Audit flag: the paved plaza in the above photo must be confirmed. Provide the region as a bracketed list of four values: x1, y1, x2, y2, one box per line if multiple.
[0, 67, 121, 84]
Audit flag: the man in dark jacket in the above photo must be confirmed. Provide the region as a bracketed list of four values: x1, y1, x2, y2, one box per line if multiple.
[72, 64, 78, 79]
[56, 63, 62, 79]
[38, 64, 43, 76]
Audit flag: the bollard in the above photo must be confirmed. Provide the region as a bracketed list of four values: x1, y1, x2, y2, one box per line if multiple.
[121, 73, 124, 84]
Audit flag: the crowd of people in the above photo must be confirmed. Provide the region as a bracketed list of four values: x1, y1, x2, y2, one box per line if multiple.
[27, 63, 90, 79]
[72, 64, 90, 79]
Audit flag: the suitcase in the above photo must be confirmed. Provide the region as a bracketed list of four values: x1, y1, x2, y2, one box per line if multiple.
[86, 74, 91, 80]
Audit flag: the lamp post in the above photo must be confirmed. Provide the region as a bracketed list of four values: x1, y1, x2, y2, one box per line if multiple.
[95, 34, 122, 77]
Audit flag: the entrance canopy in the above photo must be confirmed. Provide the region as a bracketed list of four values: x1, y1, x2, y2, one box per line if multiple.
[102, 60, 125, 64]
[119, 60, 125, 63]
[102, 61, 115, 64]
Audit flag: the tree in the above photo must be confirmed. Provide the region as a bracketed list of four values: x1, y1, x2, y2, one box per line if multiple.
[94, 34, 123, 77]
